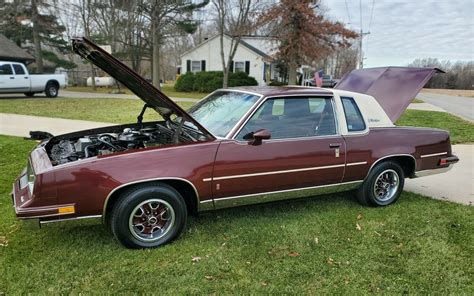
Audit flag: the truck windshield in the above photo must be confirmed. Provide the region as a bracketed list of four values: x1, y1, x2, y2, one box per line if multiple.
[187, 91, 260, 137]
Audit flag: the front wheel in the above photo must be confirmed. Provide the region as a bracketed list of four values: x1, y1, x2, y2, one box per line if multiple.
[45, 82, 58, 98]
[110, 183, 187, 249]
[356, 161, 404, 206]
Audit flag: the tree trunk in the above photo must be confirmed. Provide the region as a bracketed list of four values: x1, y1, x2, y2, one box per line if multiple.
[288, 57, 298, 85]
[152, 22, 161, 90]
[223, 69, 229, 88]
[31, 0, 43, 73]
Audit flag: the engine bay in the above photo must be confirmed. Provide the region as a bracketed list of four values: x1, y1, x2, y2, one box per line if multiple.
[46, 121, 204, 165]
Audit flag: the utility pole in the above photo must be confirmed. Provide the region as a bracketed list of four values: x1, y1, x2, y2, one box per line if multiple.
[358, 29, 370, 69]
[358, 0, 370, 69]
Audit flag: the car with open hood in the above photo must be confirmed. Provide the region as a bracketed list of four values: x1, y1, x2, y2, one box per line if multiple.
[11, 38, 459, 248]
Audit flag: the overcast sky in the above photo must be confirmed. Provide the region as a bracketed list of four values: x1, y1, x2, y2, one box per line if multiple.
[322, 0, 474, 67]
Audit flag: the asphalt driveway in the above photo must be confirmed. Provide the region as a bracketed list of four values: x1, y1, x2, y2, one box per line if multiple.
[418, 91, 474, 122]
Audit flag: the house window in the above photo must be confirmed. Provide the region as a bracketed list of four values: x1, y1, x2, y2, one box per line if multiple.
[191, 61, 201, 72]
[234, 61, 245, 73]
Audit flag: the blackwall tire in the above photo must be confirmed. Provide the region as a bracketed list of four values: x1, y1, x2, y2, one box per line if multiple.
[45, 83, 58, 98]
[110, 183, 187, 249]
[357, 161, 404, 207]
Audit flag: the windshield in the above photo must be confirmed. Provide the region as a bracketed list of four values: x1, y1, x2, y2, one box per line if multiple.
[187, 91, 260, 137]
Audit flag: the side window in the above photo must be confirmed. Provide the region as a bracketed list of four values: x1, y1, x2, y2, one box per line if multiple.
[12, 64, 25, 75]
[341, 97, 366, 132]
[0, 64, 13, 75]
[236, 97, 337, 140]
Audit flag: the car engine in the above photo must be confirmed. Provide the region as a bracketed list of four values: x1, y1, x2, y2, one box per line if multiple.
[49, 126, 173, 165]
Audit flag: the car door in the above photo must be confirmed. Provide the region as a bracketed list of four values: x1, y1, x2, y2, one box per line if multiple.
[210, 96, 346, 208]
[11, 63, 30, 92]
[0, 63, 15, 93]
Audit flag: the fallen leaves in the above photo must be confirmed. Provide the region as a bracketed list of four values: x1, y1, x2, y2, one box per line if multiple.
[191, 256, 201, 263]
[288, 251, 300, 257]
[357, 213, 363, 220]
[356, 223, 362, 231]
[204, 275, 214, 281]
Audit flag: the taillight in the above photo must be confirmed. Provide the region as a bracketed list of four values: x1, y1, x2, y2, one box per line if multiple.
[26, 161, 35, 193]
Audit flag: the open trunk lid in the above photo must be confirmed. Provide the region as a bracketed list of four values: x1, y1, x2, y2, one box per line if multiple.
[71, 37, 215, 140]
[335, 67, 444, 122]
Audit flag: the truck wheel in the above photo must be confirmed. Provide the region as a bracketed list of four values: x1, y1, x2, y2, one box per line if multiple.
[24, 92, 35, 97]
[356, 161, 404, 207]
[45, 82, 58, 98]
[110, 183, 187, 249]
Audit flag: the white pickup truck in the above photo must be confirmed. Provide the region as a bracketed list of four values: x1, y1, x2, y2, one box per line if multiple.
[0, 61, 66, 97]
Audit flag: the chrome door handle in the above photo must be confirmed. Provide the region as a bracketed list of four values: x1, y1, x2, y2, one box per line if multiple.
[329, 143, 341, 148]
[9, 77, 14, 79]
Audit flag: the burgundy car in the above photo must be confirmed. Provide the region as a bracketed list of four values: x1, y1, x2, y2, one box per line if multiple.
[11, 38, 458, 248]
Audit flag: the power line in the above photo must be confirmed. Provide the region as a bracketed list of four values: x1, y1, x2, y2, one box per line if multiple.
[344, 0, 352, 24]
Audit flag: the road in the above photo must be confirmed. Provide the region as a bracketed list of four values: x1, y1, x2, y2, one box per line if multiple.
[0, 90, 200, 103]
[418, 91, 474, 122]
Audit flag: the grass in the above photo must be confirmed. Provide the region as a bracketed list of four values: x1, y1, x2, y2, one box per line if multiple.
[0, 134, 473, 294]
[67, 83, 207, 100]
[396, 109, 474, 144]
[0, 98, 195, 124]
[411, 98, 424, 103]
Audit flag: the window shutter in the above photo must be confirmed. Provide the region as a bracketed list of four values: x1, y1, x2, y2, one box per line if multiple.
[245, 61, 250, 75]
[201, 60, 206, 71]
[186, 60, 191, 72]
[229, 61, 234, 72]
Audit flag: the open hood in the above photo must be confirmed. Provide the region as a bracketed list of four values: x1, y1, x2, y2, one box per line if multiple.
[335, 67, 444, 122]
[71, 37, 215, 140]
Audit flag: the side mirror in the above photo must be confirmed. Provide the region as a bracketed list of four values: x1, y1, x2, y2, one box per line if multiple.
[246, 129, 271, 145]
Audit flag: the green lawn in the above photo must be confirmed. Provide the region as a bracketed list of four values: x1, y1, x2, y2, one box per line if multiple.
[67, 84, 206, 100]
[396, 110, 474, 144]
[0, 135, 472, 294]
[411, 98, 424, 103]
[0, 98, 195, 124]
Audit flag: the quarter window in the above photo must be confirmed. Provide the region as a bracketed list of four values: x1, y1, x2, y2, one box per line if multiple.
[341, 97, 366, 132]
[0, 64, 13, 75]
[237, 97, 337, 140]
[12, 64, 25, 75]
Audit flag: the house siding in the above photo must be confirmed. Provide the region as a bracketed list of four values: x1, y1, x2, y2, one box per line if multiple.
[181, 35, 267, 86]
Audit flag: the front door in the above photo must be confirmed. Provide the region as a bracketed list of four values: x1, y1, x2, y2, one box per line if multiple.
[0, 63, 14, 93]
[210, 96, 346, 207]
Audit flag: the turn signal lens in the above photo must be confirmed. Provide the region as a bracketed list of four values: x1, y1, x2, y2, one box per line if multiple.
[439, 158, 448, 166]
[58, 206, 75, 214]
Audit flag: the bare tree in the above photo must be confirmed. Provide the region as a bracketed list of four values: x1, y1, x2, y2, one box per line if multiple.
[212, 0, 257, 88]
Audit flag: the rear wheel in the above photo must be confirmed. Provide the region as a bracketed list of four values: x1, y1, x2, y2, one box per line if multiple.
[45, 82, 58, 98]
[110, 183, 187, 249]
[24, 92, 35, 97]
[357, 161, 404, 206]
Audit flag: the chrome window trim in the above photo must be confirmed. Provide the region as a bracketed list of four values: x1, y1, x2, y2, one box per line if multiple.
[102, 177, 200, 219]
[334, 93, 370, 136]
[202, 161, 366, 182]
[420, 152, 448, 158]
[229, 94, 340, 141]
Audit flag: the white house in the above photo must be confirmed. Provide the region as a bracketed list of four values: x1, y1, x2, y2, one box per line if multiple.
[179, 34, 279, 86]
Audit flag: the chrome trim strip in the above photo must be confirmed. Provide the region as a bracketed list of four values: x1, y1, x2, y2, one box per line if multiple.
[420, 152, 448, 158]
[102, 177, 200, 219]
[412, 165, 453, 178]
[198, 199, 215, 211]
[211, 180, 363, 209]
[203, 163, 345, 182]
[203, 161, 367, 182]
[346, 161, 367, 166]
[224, 91, 265, 139]
[39, 215, 102, 224]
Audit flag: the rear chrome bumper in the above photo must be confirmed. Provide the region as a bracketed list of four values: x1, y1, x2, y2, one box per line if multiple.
[413, 155, 459, 178]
